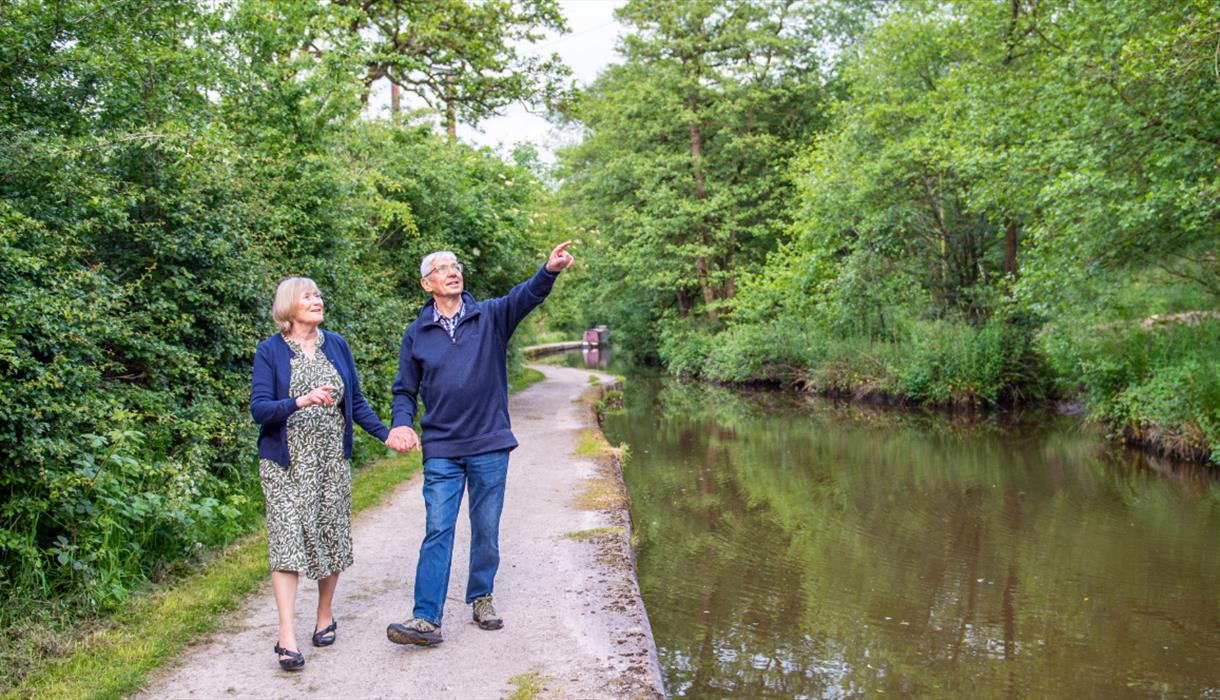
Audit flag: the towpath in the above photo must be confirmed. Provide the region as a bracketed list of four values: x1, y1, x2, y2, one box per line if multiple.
[137, 364, 663, 699]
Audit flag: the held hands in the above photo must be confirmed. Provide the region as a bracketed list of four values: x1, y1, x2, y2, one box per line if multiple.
[296, 385, 338, 409]
[386, 425, 419, 453]
[545, 240, 575, 273]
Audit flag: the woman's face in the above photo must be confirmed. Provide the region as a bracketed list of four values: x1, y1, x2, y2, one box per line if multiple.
[292, 287, 325, 327]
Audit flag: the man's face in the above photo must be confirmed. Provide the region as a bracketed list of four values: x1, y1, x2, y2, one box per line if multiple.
[420, 258, 464, 298]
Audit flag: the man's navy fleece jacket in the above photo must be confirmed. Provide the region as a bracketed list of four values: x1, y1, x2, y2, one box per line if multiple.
[391, 265, 559, 461]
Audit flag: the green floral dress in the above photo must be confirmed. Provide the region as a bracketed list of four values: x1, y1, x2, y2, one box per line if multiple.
[258, 333, 353, 580]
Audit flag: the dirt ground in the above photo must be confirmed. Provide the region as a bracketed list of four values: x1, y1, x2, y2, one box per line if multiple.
[136, 364, 665, 699]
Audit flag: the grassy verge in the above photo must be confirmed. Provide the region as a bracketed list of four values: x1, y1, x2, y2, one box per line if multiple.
[573, 427, 618, 459]
[509, 367, 546, 393]
[563, 526, 625, 540]
[664, 310, 1218, 464]
[679, 315, 1050, 407]
[1044, 317, 1220, 463]
[10, 451, 421, 700]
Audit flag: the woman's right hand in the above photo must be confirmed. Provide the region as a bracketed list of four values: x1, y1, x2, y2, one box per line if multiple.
[295, 385, 338, 409]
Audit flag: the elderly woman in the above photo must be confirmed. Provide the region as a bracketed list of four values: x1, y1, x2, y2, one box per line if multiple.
[250, 276, 393, 671]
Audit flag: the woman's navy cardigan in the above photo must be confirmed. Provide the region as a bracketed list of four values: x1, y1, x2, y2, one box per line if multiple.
[251, 329, 389, 467]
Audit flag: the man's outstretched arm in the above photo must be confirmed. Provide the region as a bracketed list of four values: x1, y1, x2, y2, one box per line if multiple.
[497, 241, 576, 338]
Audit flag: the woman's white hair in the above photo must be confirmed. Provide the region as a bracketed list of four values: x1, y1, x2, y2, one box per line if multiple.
[272, 276, 320, 333]
[420, 251, 458, 278]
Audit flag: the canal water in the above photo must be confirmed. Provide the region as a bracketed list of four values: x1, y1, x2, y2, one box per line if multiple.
[591, 371, 1220, 698]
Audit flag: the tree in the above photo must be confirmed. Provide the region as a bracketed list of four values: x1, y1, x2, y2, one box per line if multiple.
[331, 0, 572, 139]
[557, 0, 866, 351]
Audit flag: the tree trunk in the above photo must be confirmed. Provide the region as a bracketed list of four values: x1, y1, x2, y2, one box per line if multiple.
[390, 82, 401, 126]
[1003, 216, 1019, 294]
[722, 231, 736, 300]
[689, 107, 718, 324]
[676, 290, 692, 318]
[445, 74, 457, 142]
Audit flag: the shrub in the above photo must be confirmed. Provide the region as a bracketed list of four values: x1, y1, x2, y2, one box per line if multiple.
[702, 317, 818, 384]
[892, 315, 1049, 406]
[657, 325, 715, 379]
[1050, 319, 1220, 464]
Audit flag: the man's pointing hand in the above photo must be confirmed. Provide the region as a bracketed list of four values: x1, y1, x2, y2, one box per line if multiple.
[545, 240, 575, 273]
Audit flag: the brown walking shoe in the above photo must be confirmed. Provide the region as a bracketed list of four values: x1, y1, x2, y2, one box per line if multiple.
[472, 595, 503, 630]
[386, 617, 443, 646]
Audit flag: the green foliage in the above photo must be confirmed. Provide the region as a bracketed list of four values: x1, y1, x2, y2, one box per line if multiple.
[1046, 319, 1220, 463]
[890, 316, 1049, 405]
[0, 0, 565, 624]
[702, 317, 819, 385]
[657, 324, 716, 379]
[678, 0, 1218, 460]
[687, 311, 1051, 407]
[329, 0, 572, 134]
[554, 0, 869, 344]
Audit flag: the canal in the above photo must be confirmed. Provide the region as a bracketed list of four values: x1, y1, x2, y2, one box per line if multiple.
[591, 369, 1220, 698]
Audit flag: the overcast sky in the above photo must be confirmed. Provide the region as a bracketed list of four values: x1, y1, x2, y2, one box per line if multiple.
[366, 0, 629, 162]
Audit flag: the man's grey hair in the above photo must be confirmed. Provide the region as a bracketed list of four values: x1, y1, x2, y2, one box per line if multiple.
[420, 251, 458, 278]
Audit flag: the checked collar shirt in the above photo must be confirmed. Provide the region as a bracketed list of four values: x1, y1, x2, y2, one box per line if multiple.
[433, 300, 466, 340]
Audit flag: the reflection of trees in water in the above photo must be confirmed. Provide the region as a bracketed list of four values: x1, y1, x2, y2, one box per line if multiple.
[610, 378, 1220, 697]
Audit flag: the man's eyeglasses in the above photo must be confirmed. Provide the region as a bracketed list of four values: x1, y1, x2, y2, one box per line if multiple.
[428, 262, 463, 276]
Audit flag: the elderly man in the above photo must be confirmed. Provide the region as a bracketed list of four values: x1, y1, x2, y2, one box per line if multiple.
[385, 242, 574, 647]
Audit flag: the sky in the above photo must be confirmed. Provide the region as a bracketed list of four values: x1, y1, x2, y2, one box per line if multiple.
[366, 0, 629, 163]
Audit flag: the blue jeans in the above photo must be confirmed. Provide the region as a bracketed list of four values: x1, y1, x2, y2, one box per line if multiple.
[412, 450, 509, 626]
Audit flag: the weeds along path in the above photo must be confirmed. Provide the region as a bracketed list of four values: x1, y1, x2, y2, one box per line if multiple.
[136, 364, 663, 700]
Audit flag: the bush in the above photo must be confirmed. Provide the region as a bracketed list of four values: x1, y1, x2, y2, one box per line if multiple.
[702, 317, 818, 384]
[892, 315, 1049, 406]
[1050, 319, 1220, 463]
[801, 334, 902, 397]
[0, 38, 552, 621]
[699, 312, 1050, 407]
[0, 199, 265, 611]
[657, 325, 715, 379]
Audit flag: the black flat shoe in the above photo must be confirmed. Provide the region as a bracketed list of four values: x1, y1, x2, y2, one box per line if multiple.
[312, 618, 337, 647]
[274, 644, 304, 671]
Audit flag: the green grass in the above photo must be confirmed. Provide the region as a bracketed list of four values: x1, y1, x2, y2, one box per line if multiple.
[10, 451, 421, 700]
[509, 367, 546, 393]
[1047, 317, 1220, 463]
[573, 427, 618, 459]
[532, 330, 578, 345]
[506, 671, 547, 700]
[562, 526, 625, 540]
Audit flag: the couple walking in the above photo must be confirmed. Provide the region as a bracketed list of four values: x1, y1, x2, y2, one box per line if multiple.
[249, 242, 575, 670]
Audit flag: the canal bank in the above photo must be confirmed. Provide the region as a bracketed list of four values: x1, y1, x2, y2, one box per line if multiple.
[137, 364, 664, 699]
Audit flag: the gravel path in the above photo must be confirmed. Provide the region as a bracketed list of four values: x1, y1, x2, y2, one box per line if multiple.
[137, 364, 664, 699]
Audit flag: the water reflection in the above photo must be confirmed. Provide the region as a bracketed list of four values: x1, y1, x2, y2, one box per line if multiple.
[582, 344, 613, 368]
[536, 343, 630, 374]
[601, 377, 1220, 698]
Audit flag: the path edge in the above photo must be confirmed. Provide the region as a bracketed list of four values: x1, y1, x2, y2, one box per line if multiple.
[581, 375, 667, 699]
